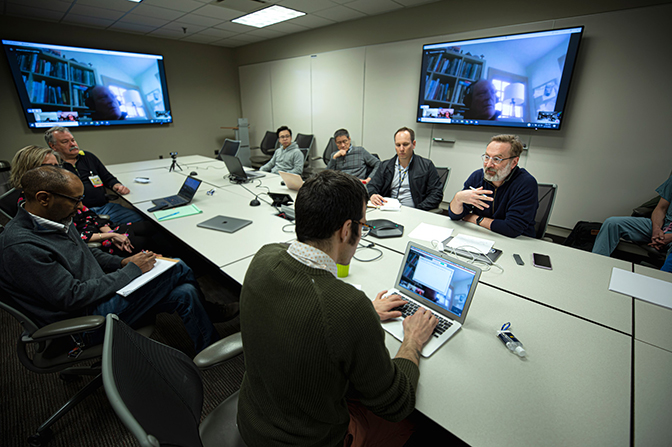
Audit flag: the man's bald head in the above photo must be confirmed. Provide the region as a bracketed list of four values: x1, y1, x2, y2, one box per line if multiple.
[22, 166, 77, 203]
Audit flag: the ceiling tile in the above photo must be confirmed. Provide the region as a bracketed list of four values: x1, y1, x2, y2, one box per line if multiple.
[233, 33, 269, 43]
[139, 0, 203, 13]
[198, 27, 236, 38]
[109, 21, 158, 34]
[6, 0, 71, 13]
[181, 33, 224, 43]
[148, 27, 186, 39]
[213, 21, 255, 34]
[276, 0, 336, 14]
[211, 38, 251, 48]
[288, 13, 335, 29]
[329, 0, 357, 3]
[119, 14, 170, 28]
[264, 21, 309, 34]
[160, 21, 206, 35]
[74, 0, 136, 13]
[192, 4, 241, 21]
[313, 5, 366, 22]
[128, 4, 186, 21]
[209, 0, 263, 14]
[246, 28, 286, 38]
[345, 0, 403, 15]
[68, 4, 126, 21]
[5, 4, 64, 21]
[61, 13, 116, 29]
[392, 0, 440, 5]
[175, 13, 226, 27]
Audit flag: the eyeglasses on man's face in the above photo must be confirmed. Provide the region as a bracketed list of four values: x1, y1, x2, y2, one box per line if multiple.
[50, 191, 85, 204]
[481, 154, 516, 165]
[353, 220, 372, 238]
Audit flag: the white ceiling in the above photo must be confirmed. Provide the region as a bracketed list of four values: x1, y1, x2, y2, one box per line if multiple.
[0, 0, 441, 48]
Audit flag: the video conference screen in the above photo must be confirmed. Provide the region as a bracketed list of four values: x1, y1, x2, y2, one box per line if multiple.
[417, 26, 583, 130]
[2, 39, 173, 129]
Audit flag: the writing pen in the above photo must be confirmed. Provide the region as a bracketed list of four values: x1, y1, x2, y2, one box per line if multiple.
[470, 186, 489, 197]
[158, 211, 179, 220]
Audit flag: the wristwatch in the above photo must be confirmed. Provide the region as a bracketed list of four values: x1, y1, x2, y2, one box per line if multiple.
[476, 216, 485, 226]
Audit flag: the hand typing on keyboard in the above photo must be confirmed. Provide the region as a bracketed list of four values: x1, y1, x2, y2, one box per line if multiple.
[373, 290, 408, 321]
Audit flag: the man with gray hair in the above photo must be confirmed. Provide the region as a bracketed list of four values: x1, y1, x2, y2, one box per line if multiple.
[326, 128, 380, 184]
[44, 126, 142, 223]
[448, 134, 538, 238]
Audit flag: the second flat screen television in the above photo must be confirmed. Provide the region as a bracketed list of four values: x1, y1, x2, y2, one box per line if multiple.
[417, 26, 583, 130]
[2, 39, 173, 129]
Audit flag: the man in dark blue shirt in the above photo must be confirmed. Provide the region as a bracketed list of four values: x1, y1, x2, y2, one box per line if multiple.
[448, 134, 538, 238]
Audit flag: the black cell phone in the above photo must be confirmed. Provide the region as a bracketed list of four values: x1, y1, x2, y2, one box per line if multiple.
[532, 253, 552, 270]
[513, 254, 524, 265]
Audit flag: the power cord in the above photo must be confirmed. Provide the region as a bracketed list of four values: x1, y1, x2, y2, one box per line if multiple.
[354, 241, 383, 262]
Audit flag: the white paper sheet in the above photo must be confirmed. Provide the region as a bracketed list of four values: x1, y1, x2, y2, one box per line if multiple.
[608, 268, 672, 310]
[117, 258, 179, 297]
[367, 197, 401, 211]
[445, 234, 494, 255]
[408, 223, 453, 243]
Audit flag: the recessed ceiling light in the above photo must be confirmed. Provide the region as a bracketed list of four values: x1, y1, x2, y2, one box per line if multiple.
[232, 5, 305, 28]
[127, 0, 143, 3]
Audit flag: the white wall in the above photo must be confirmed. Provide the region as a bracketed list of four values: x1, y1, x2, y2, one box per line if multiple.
[239, 4, 672, 229]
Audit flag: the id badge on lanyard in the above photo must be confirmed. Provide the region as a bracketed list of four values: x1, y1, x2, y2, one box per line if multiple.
[89, 173, 103, 188]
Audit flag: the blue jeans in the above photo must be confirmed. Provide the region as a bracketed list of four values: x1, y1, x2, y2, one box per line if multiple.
[90, 260, 219, 352]
[592, 216, 672, 257]
[662, 253, 672, 273]
[91, 202, 143, 224]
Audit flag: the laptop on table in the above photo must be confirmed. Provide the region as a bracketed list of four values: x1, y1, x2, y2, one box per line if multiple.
[147, 176, 202, 212]
[220, 154, 265, 182]
[381, 241, 482, 357]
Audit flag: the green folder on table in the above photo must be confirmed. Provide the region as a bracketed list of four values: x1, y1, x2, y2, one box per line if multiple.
[154, 205, 203, 221]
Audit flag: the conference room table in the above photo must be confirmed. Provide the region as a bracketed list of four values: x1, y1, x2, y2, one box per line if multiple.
[107, 156, 670, 447]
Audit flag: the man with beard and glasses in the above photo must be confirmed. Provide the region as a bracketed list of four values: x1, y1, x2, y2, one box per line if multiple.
[448, 134, 538, 238]
[237, 170, 437, 447]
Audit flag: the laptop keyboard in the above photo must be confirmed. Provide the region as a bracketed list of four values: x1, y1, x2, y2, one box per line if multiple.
[392, 300, 453, 338]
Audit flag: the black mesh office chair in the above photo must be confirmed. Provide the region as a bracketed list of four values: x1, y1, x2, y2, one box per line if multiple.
[0, 160, 11, 196]
[102, 314, 246, 447]
[534, 183, 558, 239]
[217, 139, 241, 160]
[0, 294, 106, 447]
[294, 133, 315, 178]
[428, 167, 450, 213]
[305, 137, 338, 177]
[249, 131, 278, 169]
[0, 187, 21, 221]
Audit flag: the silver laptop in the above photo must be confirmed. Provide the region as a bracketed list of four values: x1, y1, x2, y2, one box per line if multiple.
[197, 215, 252, 233]
[220, 154, 265, 181]
[381, 241, 481, 357]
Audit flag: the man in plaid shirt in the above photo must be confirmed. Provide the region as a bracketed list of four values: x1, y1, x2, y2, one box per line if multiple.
[326, 128, 380, 184]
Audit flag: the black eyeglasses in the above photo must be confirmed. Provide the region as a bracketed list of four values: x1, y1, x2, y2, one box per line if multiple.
[50, 191, 85, 204]
[353, 220, 373, 238]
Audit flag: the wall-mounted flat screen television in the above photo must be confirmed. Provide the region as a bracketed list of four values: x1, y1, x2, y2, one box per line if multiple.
[417, 26, 583, 130]
[2, 39, 173, 129]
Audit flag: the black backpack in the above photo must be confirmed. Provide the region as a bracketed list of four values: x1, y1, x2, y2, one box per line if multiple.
[563, 221, 602, 252]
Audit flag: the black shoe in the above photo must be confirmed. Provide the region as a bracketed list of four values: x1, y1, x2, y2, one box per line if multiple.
[204, 301, 240, 323]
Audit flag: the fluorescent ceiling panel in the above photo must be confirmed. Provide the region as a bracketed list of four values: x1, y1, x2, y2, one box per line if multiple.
[232, 5, 305, 28]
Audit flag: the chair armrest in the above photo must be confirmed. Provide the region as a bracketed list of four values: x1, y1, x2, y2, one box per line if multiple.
[31, 315, 105, 341]
[632, 206, 654, 218]
[193, 332, 243, 369]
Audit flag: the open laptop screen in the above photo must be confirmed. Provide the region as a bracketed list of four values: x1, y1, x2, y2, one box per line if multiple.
[177, 176, 201, 200]
[398, 244, 479, 319]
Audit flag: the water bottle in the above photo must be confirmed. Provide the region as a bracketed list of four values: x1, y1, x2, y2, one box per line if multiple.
[497, 329, 527, 358]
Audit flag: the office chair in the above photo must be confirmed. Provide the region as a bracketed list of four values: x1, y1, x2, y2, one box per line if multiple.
[305, 137, 337, 177]
[294, 133, 315, 178]
[429, 167, 450, 213]
[217, 139, 241, 160]
[102, 314, 246, 447]
[534, 183, 558, 239]
[0, 294, 106, 447]
[0, 187, 21, 221]
[249, 131, 278, 169]
[0, 160, 11, 196]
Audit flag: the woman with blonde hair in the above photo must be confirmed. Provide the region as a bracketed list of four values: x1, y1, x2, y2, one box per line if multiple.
[9, 145, 154, 255]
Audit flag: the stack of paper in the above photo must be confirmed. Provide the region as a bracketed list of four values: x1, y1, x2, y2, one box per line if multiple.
[445, 234, 494, 255]
[154, 204, 203, 221]
[408, 223, 453, 243]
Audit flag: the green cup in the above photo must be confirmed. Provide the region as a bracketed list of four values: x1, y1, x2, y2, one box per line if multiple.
[337, 263, 350, 278]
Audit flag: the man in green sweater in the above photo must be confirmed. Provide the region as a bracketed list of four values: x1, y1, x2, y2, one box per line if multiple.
[238, 170, 438, 446]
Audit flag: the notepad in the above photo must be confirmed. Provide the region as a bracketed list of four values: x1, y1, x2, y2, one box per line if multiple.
[153, 204, 202, 221]
[367, 197, 401, 211]
[608, 268, 672, 310]
[409, 223, 453, 243]
[117, 258, 179, 297]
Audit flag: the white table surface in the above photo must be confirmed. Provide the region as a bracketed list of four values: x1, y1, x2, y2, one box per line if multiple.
[632, 264, 672, 352]
[634, 340, 672, 447]
[107, 155, 214, 174]
[362, 206, 633, 334]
